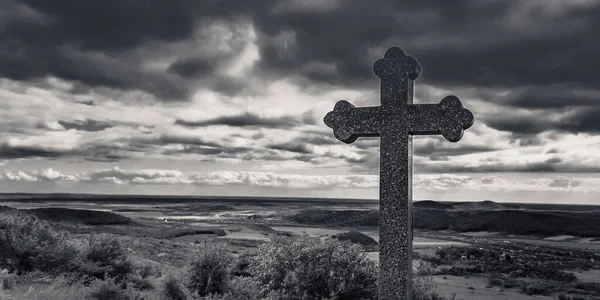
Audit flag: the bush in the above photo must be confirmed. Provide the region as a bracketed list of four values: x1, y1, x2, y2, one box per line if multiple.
[223, 277, 262, 300]
[75, 235, 133, 282]
[519, 282, 554, 296]
[0, 212, 78, 274]
[126, 273, 154, 291]
[487, 274, 519, 289]
[0, 269, 15, 292]
[413, 262, 439, 300]
[88, 278, 145, 300]
[230, 253, 253, 277]
[558, 294, 571, 300]
[187, 242, 233, 297]
[89, 280, 129, 300]
[137, 263, 158, 279]
[249, 234, 378, 300]
[161, 276, 190, 300]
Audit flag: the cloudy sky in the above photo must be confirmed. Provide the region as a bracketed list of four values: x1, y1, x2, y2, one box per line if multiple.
[1, 0, 599, 203]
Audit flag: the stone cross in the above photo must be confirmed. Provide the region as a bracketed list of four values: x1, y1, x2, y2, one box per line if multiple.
[323, 47, 474, 299]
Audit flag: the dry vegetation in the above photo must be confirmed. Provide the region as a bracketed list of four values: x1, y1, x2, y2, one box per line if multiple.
[0, 209, 451, 300]
[5, 199, 600, 299]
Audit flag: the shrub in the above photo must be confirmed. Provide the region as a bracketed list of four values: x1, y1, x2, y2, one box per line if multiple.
[161, 276, 190, 300]
[89, 280, 129, 300]
[126, 273, 154, 291]
[0, 294, 15, 300]
[223, 277, 262, 300]
[0, 211, 78, 274]
[85, 235, 127, 263]
[413, 262, 439, 300]
[187, 242, 233, 297]
[137, 263, 158, 279]
[249, 234, 378, 300]
[487, 274, 519, 289]
[519, 282, 554, 296]
[230, 253, 253, 277]
[75, 235, 133, 282]
[88, 278, 145, 300]
[0, 269, 15, 291]
[558, 294, 570, 300]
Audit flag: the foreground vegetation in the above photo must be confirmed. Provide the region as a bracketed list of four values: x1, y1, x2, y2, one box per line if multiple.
[5, 201, 600, 299]
[414, 238, 600, 299]
[0, 210, 451, 300]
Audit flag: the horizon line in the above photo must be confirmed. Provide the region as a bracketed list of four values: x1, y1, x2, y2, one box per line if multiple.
[0, 192, 589, 205]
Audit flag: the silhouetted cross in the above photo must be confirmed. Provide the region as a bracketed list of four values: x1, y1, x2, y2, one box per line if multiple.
[324, 47, 474, 299]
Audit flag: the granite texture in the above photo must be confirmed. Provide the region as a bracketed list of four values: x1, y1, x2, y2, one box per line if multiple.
[324, 46, 474, 299]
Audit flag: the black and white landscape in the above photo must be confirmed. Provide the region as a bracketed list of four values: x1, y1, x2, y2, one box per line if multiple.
[3, 194, 600, 299]
[1, 1, 600, 299]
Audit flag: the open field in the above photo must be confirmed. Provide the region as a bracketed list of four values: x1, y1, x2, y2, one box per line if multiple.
[2, 193, 600, 299]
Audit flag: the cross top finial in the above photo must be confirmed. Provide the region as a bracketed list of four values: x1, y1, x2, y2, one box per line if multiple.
[373, 47, 421, 81]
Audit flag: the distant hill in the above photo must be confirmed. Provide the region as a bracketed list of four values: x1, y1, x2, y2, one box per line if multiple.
[289, 200, 600, 237]
[413, 200, 522, 210]
[6, 207, 133, 225]
[414, 208, 600, 237]
[412, 200, 451, 209]
[0, 206, 133, 225]
[28, 207, 132, 225]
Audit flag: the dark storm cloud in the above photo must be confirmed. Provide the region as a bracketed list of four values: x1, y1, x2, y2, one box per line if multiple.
[545, 157, 562, 164]
[0, 144, 65, 159]
[413, 138, 498, 157]
[155, 135, 222, 148]
[418, 162, 600, 174]
[168, 58, 219, 79]
[349, 155, 600, 174]
[2, 0, 600, 140]
[269, 143, 312, 154]
[162, 145, 252, 157]
[487, 106, 600, 134]
[248, 1, 600, 89]
[58, 119, 113, 132]
[496, 85, 600, 109]
[247, 0, 600, 137]
[298, 134, 338, 146]
[14, 0, 200, 51]
[0, 0, 213, 99]
[78, 100, 95, 106]
[175, 112, 300, 128]
[0, 141, 130, 161]
[3, 0, 598, 93]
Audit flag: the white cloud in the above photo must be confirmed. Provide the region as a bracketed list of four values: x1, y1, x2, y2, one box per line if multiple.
[3, 167, 600, 197]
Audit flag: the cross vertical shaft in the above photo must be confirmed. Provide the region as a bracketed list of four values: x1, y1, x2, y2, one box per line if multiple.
[380, 131, 412, 298]
[376, 48, 418, 298]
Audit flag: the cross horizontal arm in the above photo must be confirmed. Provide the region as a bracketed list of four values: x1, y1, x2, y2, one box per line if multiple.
[323, 100, 384, 144]
[405, 96, 474, 142]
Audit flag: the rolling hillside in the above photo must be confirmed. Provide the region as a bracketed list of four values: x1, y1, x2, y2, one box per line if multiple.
[290, 200, 600, 237]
